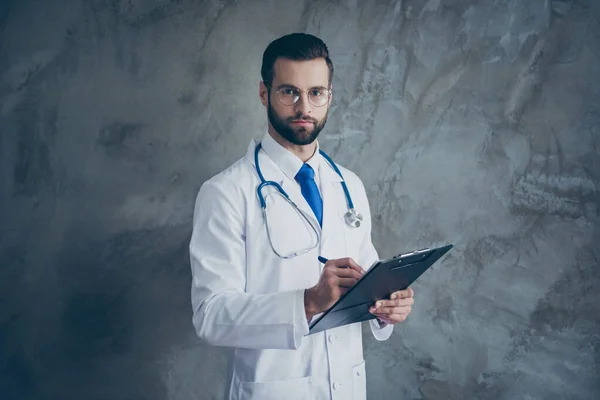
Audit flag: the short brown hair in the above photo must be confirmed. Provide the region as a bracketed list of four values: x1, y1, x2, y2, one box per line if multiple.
[261, 33, 334, 87]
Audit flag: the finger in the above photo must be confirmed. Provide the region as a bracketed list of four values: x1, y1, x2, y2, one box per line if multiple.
[373, 313, 396, 324]
[372, 297, 414, 309]
[370, 306, 412, 316]
[371, 312, 409, 324]
[342, 257, 365, 273]
[337, 277, 359, 288]
[370, 301, 412, 312]
[387, 314, 409, 323]
[394, 298, 415, 307]
[334, 267, 364, 281]
[390, 288, 414, 300]
[329, 257, 366, 275]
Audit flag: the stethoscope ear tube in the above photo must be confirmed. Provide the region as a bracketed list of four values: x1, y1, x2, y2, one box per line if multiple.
[254, 141, 361, 229]
[257, 180, 289, 208]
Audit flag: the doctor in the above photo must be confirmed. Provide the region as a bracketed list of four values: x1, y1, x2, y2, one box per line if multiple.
[190, 33, 415, 400]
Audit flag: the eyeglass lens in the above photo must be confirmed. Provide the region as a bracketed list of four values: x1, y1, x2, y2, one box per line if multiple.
[276, 87, 330, 107]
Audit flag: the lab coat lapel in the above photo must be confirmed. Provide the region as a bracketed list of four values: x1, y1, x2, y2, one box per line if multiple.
[319, 162, 346, 258]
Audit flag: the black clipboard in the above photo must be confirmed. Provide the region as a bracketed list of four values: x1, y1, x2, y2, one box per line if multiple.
[308, 244, 453, 335]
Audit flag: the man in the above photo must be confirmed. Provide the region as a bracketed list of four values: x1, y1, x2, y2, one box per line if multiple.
[190, 33, 415, 400]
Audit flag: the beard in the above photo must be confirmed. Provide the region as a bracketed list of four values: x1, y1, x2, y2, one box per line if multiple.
[267, 96, 328, 146]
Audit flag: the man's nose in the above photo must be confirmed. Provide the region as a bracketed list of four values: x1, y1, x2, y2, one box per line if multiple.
[294, 92, 313, 115]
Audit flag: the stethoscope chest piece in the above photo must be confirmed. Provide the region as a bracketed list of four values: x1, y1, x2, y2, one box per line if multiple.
[344, 208, 363, 228]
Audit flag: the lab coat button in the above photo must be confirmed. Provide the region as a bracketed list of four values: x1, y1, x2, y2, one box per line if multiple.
[328, 334, 336, 343]
[333, 381, 341, 390]
[356, 370, 361, 376]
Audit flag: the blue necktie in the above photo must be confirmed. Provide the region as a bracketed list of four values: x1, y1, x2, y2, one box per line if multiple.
[295, 164, 323, 227]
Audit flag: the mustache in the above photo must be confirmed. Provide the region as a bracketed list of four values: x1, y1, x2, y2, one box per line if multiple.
[288, 115, 318, 123]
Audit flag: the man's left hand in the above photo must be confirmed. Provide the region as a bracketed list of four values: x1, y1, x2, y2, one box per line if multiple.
[369, 287, 414, 325]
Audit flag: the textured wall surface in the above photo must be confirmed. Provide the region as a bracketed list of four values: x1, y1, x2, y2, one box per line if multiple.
[1, 0, 599, 399]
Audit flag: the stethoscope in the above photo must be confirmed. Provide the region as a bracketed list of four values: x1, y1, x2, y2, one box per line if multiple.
[254, 142, 363, 259]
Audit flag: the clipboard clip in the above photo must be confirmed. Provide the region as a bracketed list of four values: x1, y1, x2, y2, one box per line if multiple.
[392, 248, 431, 259]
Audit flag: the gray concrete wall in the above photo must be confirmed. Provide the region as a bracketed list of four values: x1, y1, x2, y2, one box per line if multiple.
[1, 0, 599, 399]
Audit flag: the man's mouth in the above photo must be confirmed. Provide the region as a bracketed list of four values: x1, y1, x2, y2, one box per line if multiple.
[290, 120, 314, 125]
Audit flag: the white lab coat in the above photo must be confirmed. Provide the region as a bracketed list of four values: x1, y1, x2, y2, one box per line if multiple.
[190, 133, 393, 400]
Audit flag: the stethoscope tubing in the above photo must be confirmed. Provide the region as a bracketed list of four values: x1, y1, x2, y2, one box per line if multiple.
[254, 142, 354, 211]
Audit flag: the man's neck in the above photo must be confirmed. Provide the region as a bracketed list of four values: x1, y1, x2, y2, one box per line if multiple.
[267, 128, 316, 163]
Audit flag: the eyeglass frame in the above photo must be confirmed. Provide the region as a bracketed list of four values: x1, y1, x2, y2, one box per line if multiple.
[264, 83, 332, 107]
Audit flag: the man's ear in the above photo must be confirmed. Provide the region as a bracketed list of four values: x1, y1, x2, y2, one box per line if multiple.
[259, 81, 268, 107]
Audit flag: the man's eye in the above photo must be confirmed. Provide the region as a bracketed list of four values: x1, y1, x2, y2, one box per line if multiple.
[310, 89, 325, 97]
[281, 88, 297, 96]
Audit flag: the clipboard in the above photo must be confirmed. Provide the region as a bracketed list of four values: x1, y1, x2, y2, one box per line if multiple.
[307, 244, 453, 335]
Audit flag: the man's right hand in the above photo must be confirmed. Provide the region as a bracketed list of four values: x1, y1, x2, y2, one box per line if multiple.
[304, 257, 366, 321]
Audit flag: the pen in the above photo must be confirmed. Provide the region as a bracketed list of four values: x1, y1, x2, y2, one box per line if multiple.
[318, 256, 363, 273]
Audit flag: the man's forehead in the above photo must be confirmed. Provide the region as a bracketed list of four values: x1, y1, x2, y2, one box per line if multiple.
[272, 57, 329, 87]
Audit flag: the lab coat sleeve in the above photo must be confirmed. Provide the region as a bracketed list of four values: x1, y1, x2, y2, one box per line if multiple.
[356, 180, 394, 341]
[190, 181, 310, 350]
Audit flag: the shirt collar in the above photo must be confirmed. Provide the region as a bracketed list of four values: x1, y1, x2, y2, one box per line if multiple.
[260, 132, 322, 182]
[258, 132, 343, 183]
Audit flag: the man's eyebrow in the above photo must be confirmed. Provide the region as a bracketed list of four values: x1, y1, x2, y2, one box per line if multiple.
[276, 84, 329, 90]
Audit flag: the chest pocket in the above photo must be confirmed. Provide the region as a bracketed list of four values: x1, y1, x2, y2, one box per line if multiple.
[342, 218, 363, 260]
[352, 360, 367, 400]
[238, 376, 312, 400]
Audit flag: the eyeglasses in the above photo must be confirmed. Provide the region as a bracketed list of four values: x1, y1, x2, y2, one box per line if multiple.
[266, 84, 331, 107]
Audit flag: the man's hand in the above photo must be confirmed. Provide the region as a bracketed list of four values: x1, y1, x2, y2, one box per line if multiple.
[369, 287, 414, 325]
[304, 257, 365, 321]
